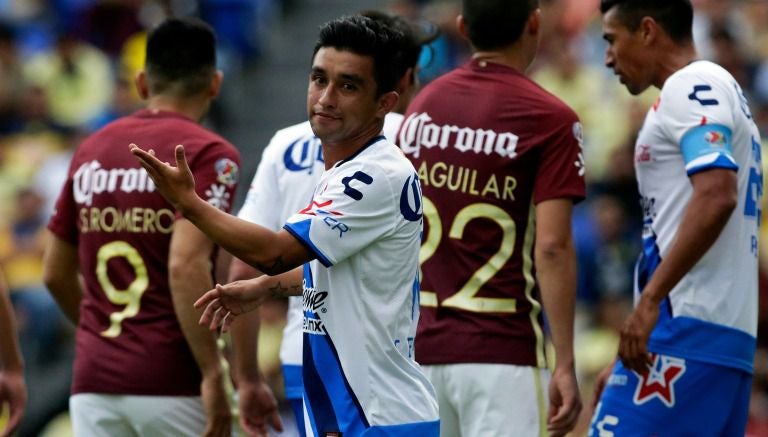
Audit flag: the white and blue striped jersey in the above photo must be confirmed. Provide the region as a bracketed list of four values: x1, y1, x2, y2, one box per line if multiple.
[283, 135, 439, 435]
[237, 114, 404, 376]
[634, 60, 761, 373]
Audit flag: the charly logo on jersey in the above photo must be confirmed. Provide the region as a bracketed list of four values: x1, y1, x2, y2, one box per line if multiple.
[573, 122, 585, 177]
[341, 171, 373, 201]
[302, 280, 328, 335]
[284, 134, 324, 174]
[73, 160, 155, 206]
[688, 84, 719, 106]
[589, 402, 620, 437]
[632, 353, 686, 407]
[215, 158, 239, 187]
[400, 172, 422, 222]
[399, 111, 520, 159]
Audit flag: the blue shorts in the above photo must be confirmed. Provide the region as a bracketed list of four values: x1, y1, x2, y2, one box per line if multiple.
[589, 353, 751, 436]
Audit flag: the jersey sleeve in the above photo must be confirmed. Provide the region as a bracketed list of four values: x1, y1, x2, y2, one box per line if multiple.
[658, 71, 739, 176]
[532, 111, 586, 204]
[48, 175, 79, 244]
[283, 164, 395, 267]
[237, 142, 282, 231]
[189, 142, 241, 215]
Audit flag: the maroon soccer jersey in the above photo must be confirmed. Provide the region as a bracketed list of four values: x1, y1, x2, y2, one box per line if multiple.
[48, 109, 240, 395]
[399, 59, 585, 367]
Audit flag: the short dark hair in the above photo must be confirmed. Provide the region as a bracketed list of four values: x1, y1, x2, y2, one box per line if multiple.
[600, 0, 693, 43]
[359, 10, 440, 77]
[462, 0, 539, 51]
[313, 15, 407, 96]
[145, 17, 217, 96]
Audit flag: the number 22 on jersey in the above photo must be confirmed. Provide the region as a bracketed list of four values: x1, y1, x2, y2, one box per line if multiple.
[419, 196, 519, 313]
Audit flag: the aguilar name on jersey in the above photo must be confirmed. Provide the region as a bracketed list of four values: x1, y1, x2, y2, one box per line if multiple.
[399, 58, 586, 367]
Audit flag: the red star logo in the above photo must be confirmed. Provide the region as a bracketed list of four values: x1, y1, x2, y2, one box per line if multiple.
[298, 199, 343, 216]
[633, 353, 686, 407]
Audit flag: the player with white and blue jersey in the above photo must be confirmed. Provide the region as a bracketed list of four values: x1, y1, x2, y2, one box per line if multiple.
[227, 11, 437, 435]
[131, 14, 439, 436]
[590, 1, 761, 435]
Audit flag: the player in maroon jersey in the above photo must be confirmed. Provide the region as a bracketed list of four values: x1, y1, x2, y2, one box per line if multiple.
[0, 273, 26, 437]
[42, 17, 279, 436]
[397, 0, 584, 435]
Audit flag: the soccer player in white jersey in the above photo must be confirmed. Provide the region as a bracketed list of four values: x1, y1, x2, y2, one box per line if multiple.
[590, 1, 761, 435]
[131, 14, 440, 437]
[227, 12, 437, 435]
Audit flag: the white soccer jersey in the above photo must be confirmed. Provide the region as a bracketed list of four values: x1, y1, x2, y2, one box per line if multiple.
[284, 135, 439, 434]
[237, 113, 404, 371]
[634, 60, 761, 373]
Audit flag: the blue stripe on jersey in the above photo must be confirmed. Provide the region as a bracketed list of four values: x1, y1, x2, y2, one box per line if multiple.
[281, 364, 303, 400]
[681, 124, 738, 175]
[303, 330, 369, 435]
[284, 221, 333, 267]
[361, 419, 440, 436]
[649, 316, 756, 373]
[411, 274, 419, 320]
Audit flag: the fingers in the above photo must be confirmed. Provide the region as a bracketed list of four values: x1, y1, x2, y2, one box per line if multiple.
[174, 145, 192, 176]
[269, 409, 284, 432]
[198, 298, 222, 329]
[194, 286, 222, 309]
[4, 407, 23, 437]
[547, 398, 581, 436]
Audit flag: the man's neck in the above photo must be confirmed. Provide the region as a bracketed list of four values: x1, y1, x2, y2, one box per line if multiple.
[472, 42, 532, 74]
[654, 43, 699, 89]
[146, 95, 209, 123]
[320, 123, 383, 169]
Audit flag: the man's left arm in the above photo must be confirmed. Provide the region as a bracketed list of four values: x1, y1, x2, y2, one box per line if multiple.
[535, 198, 582, 437]
[169, 219, 231, 437]
[619, 168, 737, 372]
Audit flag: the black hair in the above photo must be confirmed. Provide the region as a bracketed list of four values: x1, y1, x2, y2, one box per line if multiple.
[359, 10, 440, 79]
[461, 0, 539, 51]
[145, 17, 217, 96]
[600, 0, 693, 43]
[312, 15, 407, 96]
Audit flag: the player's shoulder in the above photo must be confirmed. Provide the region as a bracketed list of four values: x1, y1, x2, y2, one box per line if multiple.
[383, 112, 404, 143]
[664, 60, 733, 93]
[351, 136, 415, 179]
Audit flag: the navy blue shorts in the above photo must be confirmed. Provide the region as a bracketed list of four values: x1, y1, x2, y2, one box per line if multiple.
[589, 353, 751, 436]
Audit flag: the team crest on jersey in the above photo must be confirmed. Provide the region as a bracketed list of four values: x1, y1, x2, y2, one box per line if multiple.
[205, 184, 231, 210]
[215, 158, 239, 187]
[632, 353, 686, 407]
[400, 173, 422, 222]
[704, 131, 726, 147]
[635, 144, 652, 162]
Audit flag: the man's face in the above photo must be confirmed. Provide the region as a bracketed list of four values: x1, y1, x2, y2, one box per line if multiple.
[307, 47, 385, 145]
[602, 7, 654, 95]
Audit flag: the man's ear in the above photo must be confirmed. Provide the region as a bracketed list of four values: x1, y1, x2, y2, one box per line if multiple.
[135, 71, 149, 100]
[639, 16, 658, 45]
[457, 15, 469, 41]
[209, 70, 224, 98]
[376, 91, 399, 117]
[528, 8, 541, 37]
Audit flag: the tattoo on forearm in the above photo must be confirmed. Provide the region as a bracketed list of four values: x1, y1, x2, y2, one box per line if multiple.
[268, 281, 302, 298]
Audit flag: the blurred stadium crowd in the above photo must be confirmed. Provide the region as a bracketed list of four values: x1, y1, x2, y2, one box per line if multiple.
[0, 0, 767, 436]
